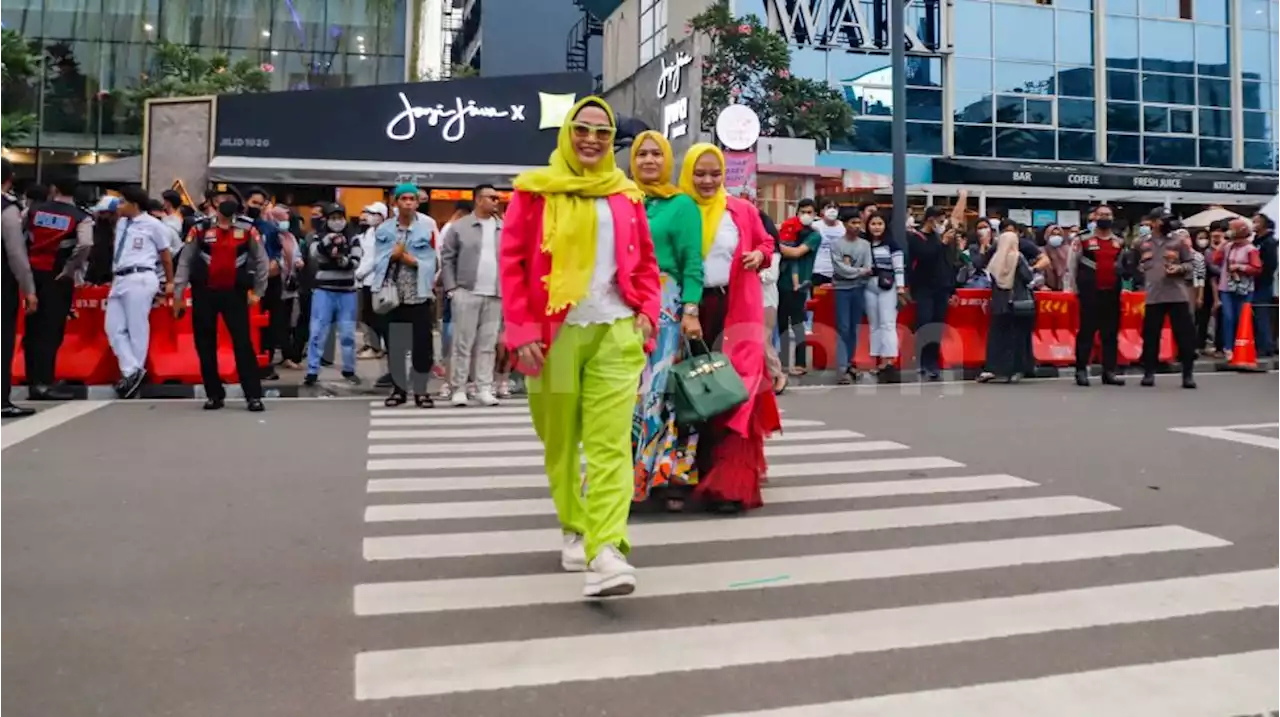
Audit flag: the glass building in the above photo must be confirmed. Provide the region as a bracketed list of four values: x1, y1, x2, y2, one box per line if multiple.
[734, 0, 1278, 183]
[1, 0, 408, 179]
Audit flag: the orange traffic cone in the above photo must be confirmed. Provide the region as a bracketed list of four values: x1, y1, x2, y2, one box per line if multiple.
[1224, 302, 1264, 372]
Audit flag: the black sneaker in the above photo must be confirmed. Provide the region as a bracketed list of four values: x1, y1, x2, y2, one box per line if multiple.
[1, 404, 35, 418]
[123, 369, 147, 399]
[1074, 369, 1090, 387]
[342, 372, 362, 386]
[203, 397, 225, 410]
[303, 373, 318, 386]
[1101, 372, 1125, 386]
[246, 398, 265, 412]
[1140, 373, 1155, 387]
[29, 384, 75, 401]
[1181, 371, 1197, 389]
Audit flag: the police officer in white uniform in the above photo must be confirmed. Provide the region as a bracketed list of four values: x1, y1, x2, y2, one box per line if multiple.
[107, 186, 175, 398]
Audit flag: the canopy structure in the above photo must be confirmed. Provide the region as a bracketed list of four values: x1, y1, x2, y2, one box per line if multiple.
[1181, 206, 1242, 228]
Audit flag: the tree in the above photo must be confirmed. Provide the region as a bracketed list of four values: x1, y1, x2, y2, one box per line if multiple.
[120, 41, 270, 122]
[690, 1, 854, 146]
[2, 28, 40, 147]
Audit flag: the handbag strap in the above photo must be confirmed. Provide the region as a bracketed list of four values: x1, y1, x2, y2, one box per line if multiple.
[682, 337, 712, 358]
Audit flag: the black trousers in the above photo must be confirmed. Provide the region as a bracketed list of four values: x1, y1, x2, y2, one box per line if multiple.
[1140, 301, 1197, 374]
[3, 267, 18, 405]
[777, 285, 808, 368]
[696, 286, 730, 352]
[192, 288, 263, 401]
[1075, 287, 1121, 372]
[386, 300, 434, 395]
[913, 286, 951, 373]
[1196, 288, 1216, 349]
[23, 269, 74, 386]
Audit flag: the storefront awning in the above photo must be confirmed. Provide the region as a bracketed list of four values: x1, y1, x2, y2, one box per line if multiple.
[207, 156, 539, 188]
[78, 155, 142, 184]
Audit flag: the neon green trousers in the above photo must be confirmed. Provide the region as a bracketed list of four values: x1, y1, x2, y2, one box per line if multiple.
[527, 318, 646, 562]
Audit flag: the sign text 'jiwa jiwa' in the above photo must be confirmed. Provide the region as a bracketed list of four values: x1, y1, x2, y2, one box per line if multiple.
[768, 0, 945, 53]
[656, 52, 693, 140]
[386, 93, 527, 143]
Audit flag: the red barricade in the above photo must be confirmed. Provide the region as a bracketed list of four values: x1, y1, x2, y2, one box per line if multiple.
[11, 285, 120, 385]
[943, 289, 990, 368]
[1118, 291, 1174, 365]
[1032, 291, 1077, 366]
[147, 289, 270, 384]
[804, 284, 837, 371]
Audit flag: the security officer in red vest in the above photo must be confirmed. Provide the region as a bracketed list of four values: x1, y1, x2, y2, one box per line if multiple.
[174, 186, 269, 411]
[23, 177, 94, 401]
[0, 160, 39, 419]
[1070, 203, 1126, 387]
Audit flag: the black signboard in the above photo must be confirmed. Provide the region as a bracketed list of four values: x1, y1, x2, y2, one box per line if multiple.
[214, 72, 595, 166]
[932, 158, 1279, 196]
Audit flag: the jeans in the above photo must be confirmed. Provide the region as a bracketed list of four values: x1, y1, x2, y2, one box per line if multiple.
[833, 287, 865, 371]
[307, 289, 357, 374]
[864, 284, 899, 358]
[1219, 290, 1247, 351]
[913, 287, 950, 374]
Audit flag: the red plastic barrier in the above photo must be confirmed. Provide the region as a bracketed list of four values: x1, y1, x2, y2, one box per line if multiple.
[942, 289, 990, 368]
[1032, 291, 1077, 366]
[147, 289, 270, 384]
[1118, 291, 1174, 365]
[804, 285, 837, 371]
[11, 285, 120, 385]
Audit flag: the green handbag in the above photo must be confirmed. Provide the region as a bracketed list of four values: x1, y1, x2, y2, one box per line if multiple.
[671, 339, 749, 426]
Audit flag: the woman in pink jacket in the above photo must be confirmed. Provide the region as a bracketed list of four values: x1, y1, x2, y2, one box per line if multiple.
[500, 96, 660, 599]
[678, 143, 780, 513]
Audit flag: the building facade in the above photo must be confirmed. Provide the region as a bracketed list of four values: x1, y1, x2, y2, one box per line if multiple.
[1, 0, 410, 180]
[601, 0, 1279, 210]
[449, 0, 603, 83]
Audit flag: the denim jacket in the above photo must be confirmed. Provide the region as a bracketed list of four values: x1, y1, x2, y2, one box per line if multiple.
[371, 214, 438, 298]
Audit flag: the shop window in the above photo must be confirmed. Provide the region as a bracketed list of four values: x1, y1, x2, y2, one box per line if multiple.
[1243, 111, 1274, 140]
[1198, 108, 1232, 137]
[1107, 70, 1140, 101]
[1057, 67, 1095, 97]
[1143, 136, 1195, 165]
[1198, 138, 1232, 167]
[1244, 141, 1278, 169]
[1055, 11, 1094, 66]
[1242, 81, 1270, 111]
[955, 124, 995, 156]
[1195, 25, 1230, 77]
[1142, 73, 1195, 104]
[1058, 130, 1096, 160]
[1107, 102, 1141, 132]
[995, 127, 1056, 160]
[1105, 16, 1139, 69]
[1197, 77, 1231, 107]
[1057, 98, 1095, 129]
[953, 92, 994, 123]
[1107, 132, 1142, 163]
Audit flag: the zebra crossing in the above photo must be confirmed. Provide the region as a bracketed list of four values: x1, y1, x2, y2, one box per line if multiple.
[354, 398, 1278, 715]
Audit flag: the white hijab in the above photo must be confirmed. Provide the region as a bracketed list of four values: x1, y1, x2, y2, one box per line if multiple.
[990, 231, 1021, 290]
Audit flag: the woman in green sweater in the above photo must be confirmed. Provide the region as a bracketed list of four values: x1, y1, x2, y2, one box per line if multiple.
[629, 130, 704, 510]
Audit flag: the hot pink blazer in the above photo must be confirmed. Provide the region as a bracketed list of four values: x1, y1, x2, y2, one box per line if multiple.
[718, 195, 776, 437]
[500, 189, 661, 376]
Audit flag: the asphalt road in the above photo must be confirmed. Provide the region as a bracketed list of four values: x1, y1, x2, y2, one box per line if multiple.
[2, 372, 1277, 717]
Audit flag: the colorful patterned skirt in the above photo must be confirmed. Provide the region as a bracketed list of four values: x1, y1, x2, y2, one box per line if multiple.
[632, 274, 699, 502]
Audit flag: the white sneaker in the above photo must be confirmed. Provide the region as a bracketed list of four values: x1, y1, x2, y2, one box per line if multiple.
[560, 532, 587, 572]
[450, 389, 469, 407]
[477, 389, 500, 406]
[583, 545, 636, 598]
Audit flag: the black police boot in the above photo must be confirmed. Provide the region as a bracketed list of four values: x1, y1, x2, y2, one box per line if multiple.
[203, 397, 225, 410]
[29, 383, 75, 401]
[1074, 368, 1090, 387]
[1181, 368, 1197, 389]
[1101, 371, 1125, 386]
[246, 398, 265, 412]
[1140, 373, 1156, 387]
[1, 403, 35, 418]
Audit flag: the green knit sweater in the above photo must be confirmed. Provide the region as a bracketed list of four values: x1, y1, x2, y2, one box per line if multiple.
[644, 193, 704, 305]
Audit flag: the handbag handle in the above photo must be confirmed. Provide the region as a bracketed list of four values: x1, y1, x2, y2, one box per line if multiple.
[681, 336, 712, 358]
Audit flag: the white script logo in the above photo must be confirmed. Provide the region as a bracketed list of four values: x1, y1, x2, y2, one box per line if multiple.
[386, 93, 527, 143]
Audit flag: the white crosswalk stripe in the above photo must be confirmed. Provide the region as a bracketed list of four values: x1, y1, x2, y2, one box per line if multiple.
[351, 401, 1266, 712]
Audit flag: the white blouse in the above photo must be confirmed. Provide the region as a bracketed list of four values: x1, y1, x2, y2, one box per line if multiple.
[564, 199, 634, 326]
[702, 213, 739, 288]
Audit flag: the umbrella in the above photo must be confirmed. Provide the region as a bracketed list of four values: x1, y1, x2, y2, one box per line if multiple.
[1261, 194, 1279, 222]
[1181, 206, 1241, 228]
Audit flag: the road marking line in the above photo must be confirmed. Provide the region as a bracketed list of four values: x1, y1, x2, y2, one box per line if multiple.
[366, 416, 829, 428]
[365, 439, 905, 460]
[1168, 424, 1280, 450]
[365, 427, 865, 442]
[364, 457, 965, 492]
[1, 401, 112, 451]
[362, 496, 1119, 560]
[364, 474, 1037, 523]
[371, 406, 533, 418]
[705, 650, 1279, 717]
[353, 569, 1278, 699]
[370, 399, 527, 408]
[353, 525, 1228, 614]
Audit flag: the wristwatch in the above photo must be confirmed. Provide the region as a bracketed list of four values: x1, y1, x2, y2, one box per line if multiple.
[683, 303, 699, 317]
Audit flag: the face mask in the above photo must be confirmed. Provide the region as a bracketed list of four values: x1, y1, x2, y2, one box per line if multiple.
[276, 220, 290, 232]
[217, 200, 239, 218]
[245, 205, 262, 219]
[327, 218, 347, 233]
[1094, 218, 1113, 231]
[1196, 238, 1210, 248]
[1138, 225, 1151, 237]
[1048, 235, 1064, 248]
[823, 208, 839, 221]
[799, 214, 815, 226]
[977, 226, 991, 237]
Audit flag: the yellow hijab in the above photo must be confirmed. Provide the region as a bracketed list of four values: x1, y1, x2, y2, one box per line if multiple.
[513, 96, 643, 314]
[628, 130, 680, 199]
[678, 142, 728, 257]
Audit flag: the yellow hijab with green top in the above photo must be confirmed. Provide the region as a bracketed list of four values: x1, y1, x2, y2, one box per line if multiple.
[628, 130, 681, 199]
[512, 96, 642, 314]
[678, 142, 728, 258]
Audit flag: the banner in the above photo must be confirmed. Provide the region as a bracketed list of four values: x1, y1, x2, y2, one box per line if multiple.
[723, 150, 758, 198]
